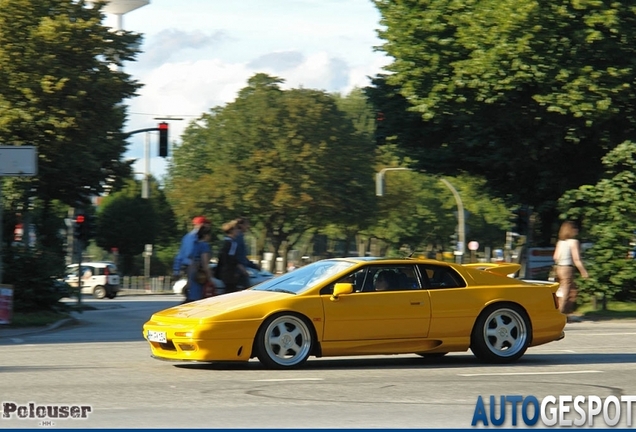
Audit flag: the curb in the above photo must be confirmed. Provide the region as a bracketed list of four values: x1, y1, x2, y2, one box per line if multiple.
[0, 316, 80, 339]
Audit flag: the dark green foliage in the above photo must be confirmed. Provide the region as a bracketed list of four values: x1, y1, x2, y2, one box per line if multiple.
[370, 1, 636, 243]
[94, 178, 178, 275]
[0, 0, 141, 206]
[3, 244, 68, 313]
[559, 141, 636, 306]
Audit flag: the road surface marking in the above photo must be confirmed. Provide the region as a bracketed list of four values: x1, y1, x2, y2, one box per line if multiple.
[253, 378, 324, 382]
[458, 370, 602, 377]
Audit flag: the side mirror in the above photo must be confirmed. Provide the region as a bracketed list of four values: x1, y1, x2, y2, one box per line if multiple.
[331, 282, 354, 301]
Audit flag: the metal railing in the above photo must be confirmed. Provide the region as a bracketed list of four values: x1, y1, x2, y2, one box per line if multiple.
[119, 276, 173, 294]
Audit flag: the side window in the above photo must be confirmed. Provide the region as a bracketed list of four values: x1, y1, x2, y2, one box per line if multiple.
[418, 264, 466, 289]
[369, 265, 421, 292]
[81, 266, 94, 279]
[319, 268, 367, 295]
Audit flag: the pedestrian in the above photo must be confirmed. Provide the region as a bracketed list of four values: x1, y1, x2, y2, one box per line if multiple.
[553, 221, 589, 316]
[173, 216, 209, 280]
[173, 216, 210, 299]
[185, 224, 214, 303]
[235, 216, 260, 287]
[217, 220, 247, 294]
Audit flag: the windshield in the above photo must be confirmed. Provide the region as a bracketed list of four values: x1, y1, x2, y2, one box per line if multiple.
[252, 260, 356, 295]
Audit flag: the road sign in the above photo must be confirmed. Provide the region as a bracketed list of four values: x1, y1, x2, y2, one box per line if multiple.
[0, 146, 37, 176]
[468, 241, 480, 251]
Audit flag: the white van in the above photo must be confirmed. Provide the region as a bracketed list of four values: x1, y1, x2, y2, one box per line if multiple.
[65, 262, 120, 299]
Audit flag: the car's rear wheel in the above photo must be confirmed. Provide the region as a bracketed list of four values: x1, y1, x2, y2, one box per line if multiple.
[93, 286, 106, 299]
[471, 303, 530, 363]
[255, 313, 313, 369]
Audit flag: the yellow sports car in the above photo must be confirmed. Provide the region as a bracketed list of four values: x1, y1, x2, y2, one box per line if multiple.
[143, 257, 565, 369]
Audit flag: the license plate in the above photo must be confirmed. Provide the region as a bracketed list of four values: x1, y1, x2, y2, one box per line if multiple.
[147, 330, 167, 343]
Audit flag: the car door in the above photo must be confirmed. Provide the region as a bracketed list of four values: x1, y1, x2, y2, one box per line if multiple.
[321, 264, 431, 341]
[417, 263, 475, 338]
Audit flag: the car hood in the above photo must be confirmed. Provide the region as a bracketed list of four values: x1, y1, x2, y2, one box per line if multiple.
[154, 289, 292, 321]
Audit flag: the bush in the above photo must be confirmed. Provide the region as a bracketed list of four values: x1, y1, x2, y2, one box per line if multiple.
[2, 244, 68, 313]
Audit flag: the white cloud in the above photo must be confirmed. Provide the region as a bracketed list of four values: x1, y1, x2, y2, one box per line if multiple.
[113, 0, 392, 179]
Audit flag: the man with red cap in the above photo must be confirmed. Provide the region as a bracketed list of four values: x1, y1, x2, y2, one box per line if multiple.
[173, 216, 209, 280]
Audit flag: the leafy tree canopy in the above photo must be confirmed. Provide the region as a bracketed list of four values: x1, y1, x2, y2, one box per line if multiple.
[370, 0, 636, 243]
[0, 0, 141, 206]
[167, 74, 376, 259]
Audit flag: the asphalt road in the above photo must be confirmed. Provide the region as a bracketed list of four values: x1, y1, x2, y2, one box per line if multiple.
[1, 296, 635, 429]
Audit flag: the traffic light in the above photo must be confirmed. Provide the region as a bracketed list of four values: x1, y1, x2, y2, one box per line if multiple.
[74, 214, 85, 240]
[375, 111, 386, 145]
[74, 214, 91, 243]
[158, 122, 169, 157]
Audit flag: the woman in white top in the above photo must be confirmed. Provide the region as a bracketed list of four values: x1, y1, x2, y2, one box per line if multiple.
[553, 221, 589, 314]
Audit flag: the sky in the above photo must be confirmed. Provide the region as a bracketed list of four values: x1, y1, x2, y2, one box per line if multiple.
[101, 0, 391, 180]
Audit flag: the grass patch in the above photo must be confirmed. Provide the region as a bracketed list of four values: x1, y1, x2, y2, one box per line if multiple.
[8, 310, 71, 327]
[577, 301, 636, 320]
[6, 303, 96, 327]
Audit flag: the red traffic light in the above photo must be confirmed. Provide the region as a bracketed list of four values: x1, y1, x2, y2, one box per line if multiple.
[158, 122, 169, 157]
[76, 215, 85, 223]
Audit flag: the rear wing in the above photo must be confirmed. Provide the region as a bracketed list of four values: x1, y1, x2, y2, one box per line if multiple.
[520, 279, 561, 293]
[462, 262, 521, 277]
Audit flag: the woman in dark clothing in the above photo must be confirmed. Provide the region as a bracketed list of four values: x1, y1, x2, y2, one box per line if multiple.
[217, 221, 247, 294]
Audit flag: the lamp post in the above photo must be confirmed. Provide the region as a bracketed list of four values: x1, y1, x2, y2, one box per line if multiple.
[375, 167, 466, 262]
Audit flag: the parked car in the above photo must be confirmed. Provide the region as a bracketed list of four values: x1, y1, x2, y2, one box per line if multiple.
[64, 262, 120, 299]
[145, 257, 566, 369]
[172, 263, 274, 298]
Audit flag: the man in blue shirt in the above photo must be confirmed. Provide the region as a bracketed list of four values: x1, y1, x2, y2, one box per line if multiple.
[173, 216, 209, 279]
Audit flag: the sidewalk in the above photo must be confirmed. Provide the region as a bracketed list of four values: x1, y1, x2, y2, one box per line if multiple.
[0, 314, 79, 339]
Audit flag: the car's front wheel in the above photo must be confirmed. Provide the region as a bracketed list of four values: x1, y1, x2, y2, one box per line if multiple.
[93, 286, 107, 299]
[470, 303, 531, 363]
[255, 313, 313, 369]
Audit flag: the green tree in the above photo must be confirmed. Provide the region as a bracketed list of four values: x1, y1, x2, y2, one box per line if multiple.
[369, 146, 510, 257]
[370, 0, 636, 244]
[0, 0, 141, 246]
[558, 141, 636, 308]
[94, 180, 157, 275]
[167, 74, 376, 264]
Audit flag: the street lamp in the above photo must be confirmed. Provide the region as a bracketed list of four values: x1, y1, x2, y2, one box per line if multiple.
[375, 167, 466, 261]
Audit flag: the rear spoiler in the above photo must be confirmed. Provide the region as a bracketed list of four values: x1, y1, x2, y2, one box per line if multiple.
[463, 263, 521, 277]
[520, 279, 561, 293]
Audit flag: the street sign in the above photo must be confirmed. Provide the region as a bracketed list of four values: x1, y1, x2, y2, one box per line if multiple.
[468, 241, 480, 251]
[0, 146, 37, 176]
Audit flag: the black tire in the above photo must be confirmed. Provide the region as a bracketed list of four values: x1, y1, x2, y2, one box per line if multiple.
[93, 286, 107, 299]
[470, 303, 531, 363]
[255, 313, 313, 369]
[416, 352, 448, 359]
